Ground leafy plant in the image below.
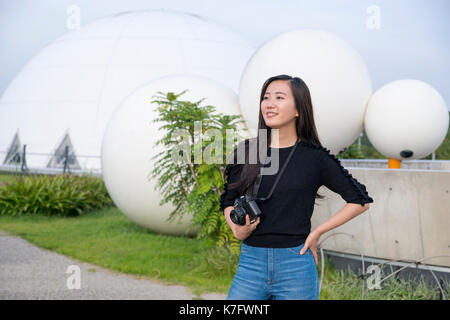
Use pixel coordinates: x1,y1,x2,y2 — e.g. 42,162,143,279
0,173,114,216
149,90,247,251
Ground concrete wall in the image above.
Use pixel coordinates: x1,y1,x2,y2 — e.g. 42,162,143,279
311,163,450,268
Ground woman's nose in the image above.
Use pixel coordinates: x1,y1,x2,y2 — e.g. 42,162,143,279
265,99,276,107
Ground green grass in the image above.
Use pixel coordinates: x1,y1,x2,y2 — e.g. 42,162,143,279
0,173,448,299
0,173,20,186
319,262,450,300
1,207,447,299
0,207,232,296
0,208,447,299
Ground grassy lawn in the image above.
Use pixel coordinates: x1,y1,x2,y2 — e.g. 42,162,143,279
1,207,447,299
0,173,21,186
0,207,231,296
0,172,448,299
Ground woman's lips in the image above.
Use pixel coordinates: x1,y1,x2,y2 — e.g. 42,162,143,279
266,112,278,118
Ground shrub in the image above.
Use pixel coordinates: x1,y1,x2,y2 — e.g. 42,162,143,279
150,90,247,252
0,173,114,216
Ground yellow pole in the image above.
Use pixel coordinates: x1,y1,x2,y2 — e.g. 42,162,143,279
388,158,401,168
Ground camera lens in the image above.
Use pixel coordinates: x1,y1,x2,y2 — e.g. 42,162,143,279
230,209,246,225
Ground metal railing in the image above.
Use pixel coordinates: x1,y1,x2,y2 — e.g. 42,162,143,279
0,145,101,176
317,232,450,300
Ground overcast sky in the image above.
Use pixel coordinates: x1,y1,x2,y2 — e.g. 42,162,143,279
0,0,449,108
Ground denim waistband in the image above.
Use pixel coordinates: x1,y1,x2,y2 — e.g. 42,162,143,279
244,233,307,248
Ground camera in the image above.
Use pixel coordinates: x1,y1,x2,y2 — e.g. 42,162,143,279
230,195,262,225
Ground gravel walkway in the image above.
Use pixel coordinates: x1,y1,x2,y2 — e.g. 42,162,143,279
0,231,226,300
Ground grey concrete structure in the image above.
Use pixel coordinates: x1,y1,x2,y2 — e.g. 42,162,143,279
311,164,450,269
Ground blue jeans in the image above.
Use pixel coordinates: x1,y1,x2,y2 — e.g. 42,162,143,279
227,242,319,300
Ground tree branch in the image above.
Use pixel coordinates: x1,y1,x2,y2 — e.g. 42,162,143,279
185,151,200,187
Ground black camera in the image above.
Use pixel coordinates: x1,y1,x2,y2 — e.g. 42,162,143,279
230,195,262,225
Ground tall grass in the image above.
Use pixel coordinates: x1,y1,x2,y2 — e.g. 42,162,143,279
0,173,113,216
320,265,450,300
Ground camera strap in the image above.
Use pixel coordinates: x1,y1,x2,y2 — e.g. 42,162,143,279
251,138,301,201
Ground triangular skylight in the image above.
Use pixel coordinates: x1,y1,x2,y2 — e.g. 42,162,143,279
47,133,80,169
2,131,22,165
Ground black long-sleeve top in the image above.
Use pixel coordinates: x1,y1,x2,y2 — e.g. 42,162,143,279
219,140,374,248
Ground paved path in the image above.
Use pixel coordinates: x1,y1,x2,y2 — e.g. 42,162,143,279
0,231,226,300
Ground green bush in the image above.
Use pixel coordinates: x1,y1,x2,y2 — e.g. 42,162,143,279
150,90,247,252
0,173,114,216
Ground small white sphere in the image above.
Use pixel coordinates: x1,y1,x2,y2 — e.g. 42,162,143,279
239,29,372,154
365,79,448,159
101,75,245,235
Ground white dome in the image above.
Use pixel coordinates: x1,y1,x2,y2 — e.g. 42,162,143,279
0,9,255,171
239,29,372,154
101,74,244,235
365,79,448,160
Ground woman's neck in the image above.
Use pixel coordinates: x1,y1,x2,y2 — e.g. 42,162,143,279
269,128,298,148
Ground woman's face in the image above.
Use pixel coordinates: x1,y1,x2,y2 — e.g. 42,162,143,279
261,80,299,129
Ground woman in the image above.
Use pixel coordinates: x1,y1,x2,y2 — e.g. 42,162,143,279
220,74,374,300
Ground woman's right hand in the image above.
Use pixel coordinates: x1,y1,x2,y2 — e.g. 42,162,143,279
233,214,260,240
224,207,260,240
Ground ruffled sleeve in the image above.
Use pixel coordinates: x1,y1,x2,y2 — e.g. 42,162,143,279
315,144,374,207
219,163,243,213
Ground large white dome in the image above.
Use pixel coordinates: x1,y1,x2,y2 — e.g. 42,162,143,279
0,9,255,172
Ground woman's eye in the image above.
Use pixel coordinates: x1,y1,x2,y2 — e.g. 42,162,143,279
263,96,284,99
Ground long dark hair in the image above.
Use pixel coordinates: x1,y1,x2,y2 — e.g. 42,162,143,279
227,74,325,202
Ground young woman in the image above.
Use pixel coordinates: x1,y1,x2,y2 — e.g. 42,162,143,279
220,74,374,300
